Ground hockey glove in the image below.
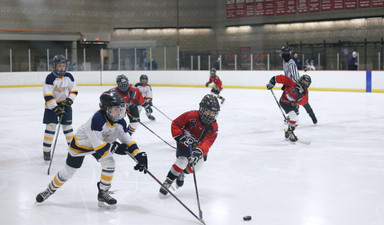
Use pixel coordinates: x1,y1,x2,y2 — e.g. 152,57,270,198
205,82,210,87
110,141,128,155
178,134,197,147
266,83,275,90
134,152,148,173
188,148,203,166
52,106,65,115
61,98,73,107
266,76,276,90
142,101,153,114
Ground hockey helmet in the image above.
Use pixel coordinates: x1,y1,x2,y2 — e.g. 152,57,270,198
210,68,217,76
281,46,292,62
116,74,129,93
52,55,68,77
199,94,220,125
298,74,311,90
99,90,126,122
140,74,148,84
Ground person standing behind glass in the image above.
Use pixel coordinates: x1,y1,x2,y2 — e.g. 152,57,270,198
348,51,359,70
293,52,302,70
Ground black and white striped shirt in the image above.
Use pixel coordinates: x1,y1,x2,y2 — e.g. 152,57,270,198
283,59,300,82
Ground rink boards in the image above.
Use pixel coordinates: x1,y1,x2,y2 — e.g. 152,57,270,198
0,70,383,93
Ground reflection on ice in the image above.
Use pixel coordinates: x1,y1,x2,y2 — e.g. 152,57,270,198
0,86,383,225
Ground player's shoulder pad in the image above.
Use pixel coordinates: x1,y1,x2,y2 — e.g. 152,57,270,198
129,84,139,91
116,118,128,129
186,110,198,114
91,111,107,131
45,73,56,85
135,83,141,87
183,110,199,118
64,73,75,82
209,122,218,132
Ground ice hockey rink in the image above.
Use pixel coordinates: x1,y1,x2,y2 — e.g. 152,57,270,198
0,86,383,225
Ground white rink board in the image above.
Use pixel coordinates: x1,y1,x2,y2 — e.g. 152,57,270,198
0,70,383,91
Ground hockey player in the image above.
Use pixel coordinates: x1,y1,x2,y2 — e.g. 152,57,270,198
159,94,220,196
266,74,312,142
36,90,148,209
42,55,78,162
135,74,155,121
281,46,317,124
205,68,225,104
112,74,152,134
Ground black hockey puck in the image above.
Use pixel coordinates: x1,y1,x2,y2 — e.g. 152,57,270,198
243,216,252,221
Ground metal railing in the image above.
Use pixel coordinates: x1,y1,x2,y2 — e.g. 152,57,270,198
1,44,383,72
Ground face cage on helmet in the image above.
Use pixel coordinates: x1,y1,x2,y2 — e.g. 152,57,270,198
106,105,126,122
118,81,129,92
300,79,310,89
54,62,67,77
199,107,219,124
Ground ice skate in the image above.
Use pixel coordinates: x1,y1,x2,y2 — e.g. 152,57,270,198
284,130,289,139
36,187,55,203
43,151,51,162
147,114,156,121
176,172,185,188
159,178,173,196
285,128,298,143
97,182,117,209
310,113,317,124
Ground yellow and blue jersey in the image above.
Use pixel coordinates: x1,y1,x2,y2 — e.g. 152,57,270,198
69,111,139,158
43,72,78,109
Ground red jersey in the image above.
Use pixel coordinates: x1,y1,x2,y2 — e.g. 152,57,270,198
208,75,223,91
275,75,309,106
112,85,146,113
171,110,218,156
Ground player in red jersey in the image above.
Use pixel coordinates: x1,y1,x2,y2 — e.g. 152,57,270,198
111,74,152,134
281,46,317,124
205,68,225,104
267,74,312,142
159,94,220,196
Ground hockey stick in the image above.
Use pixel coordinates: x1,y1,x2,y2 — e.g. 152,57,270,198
189,145,204,220
47,115,63,175
270,89,288,123
127,112,176,150
152,105,173,122
126,153,206,225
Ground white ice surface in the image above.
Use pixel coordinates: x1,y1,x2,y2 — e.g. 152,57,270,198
0,86,384,225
